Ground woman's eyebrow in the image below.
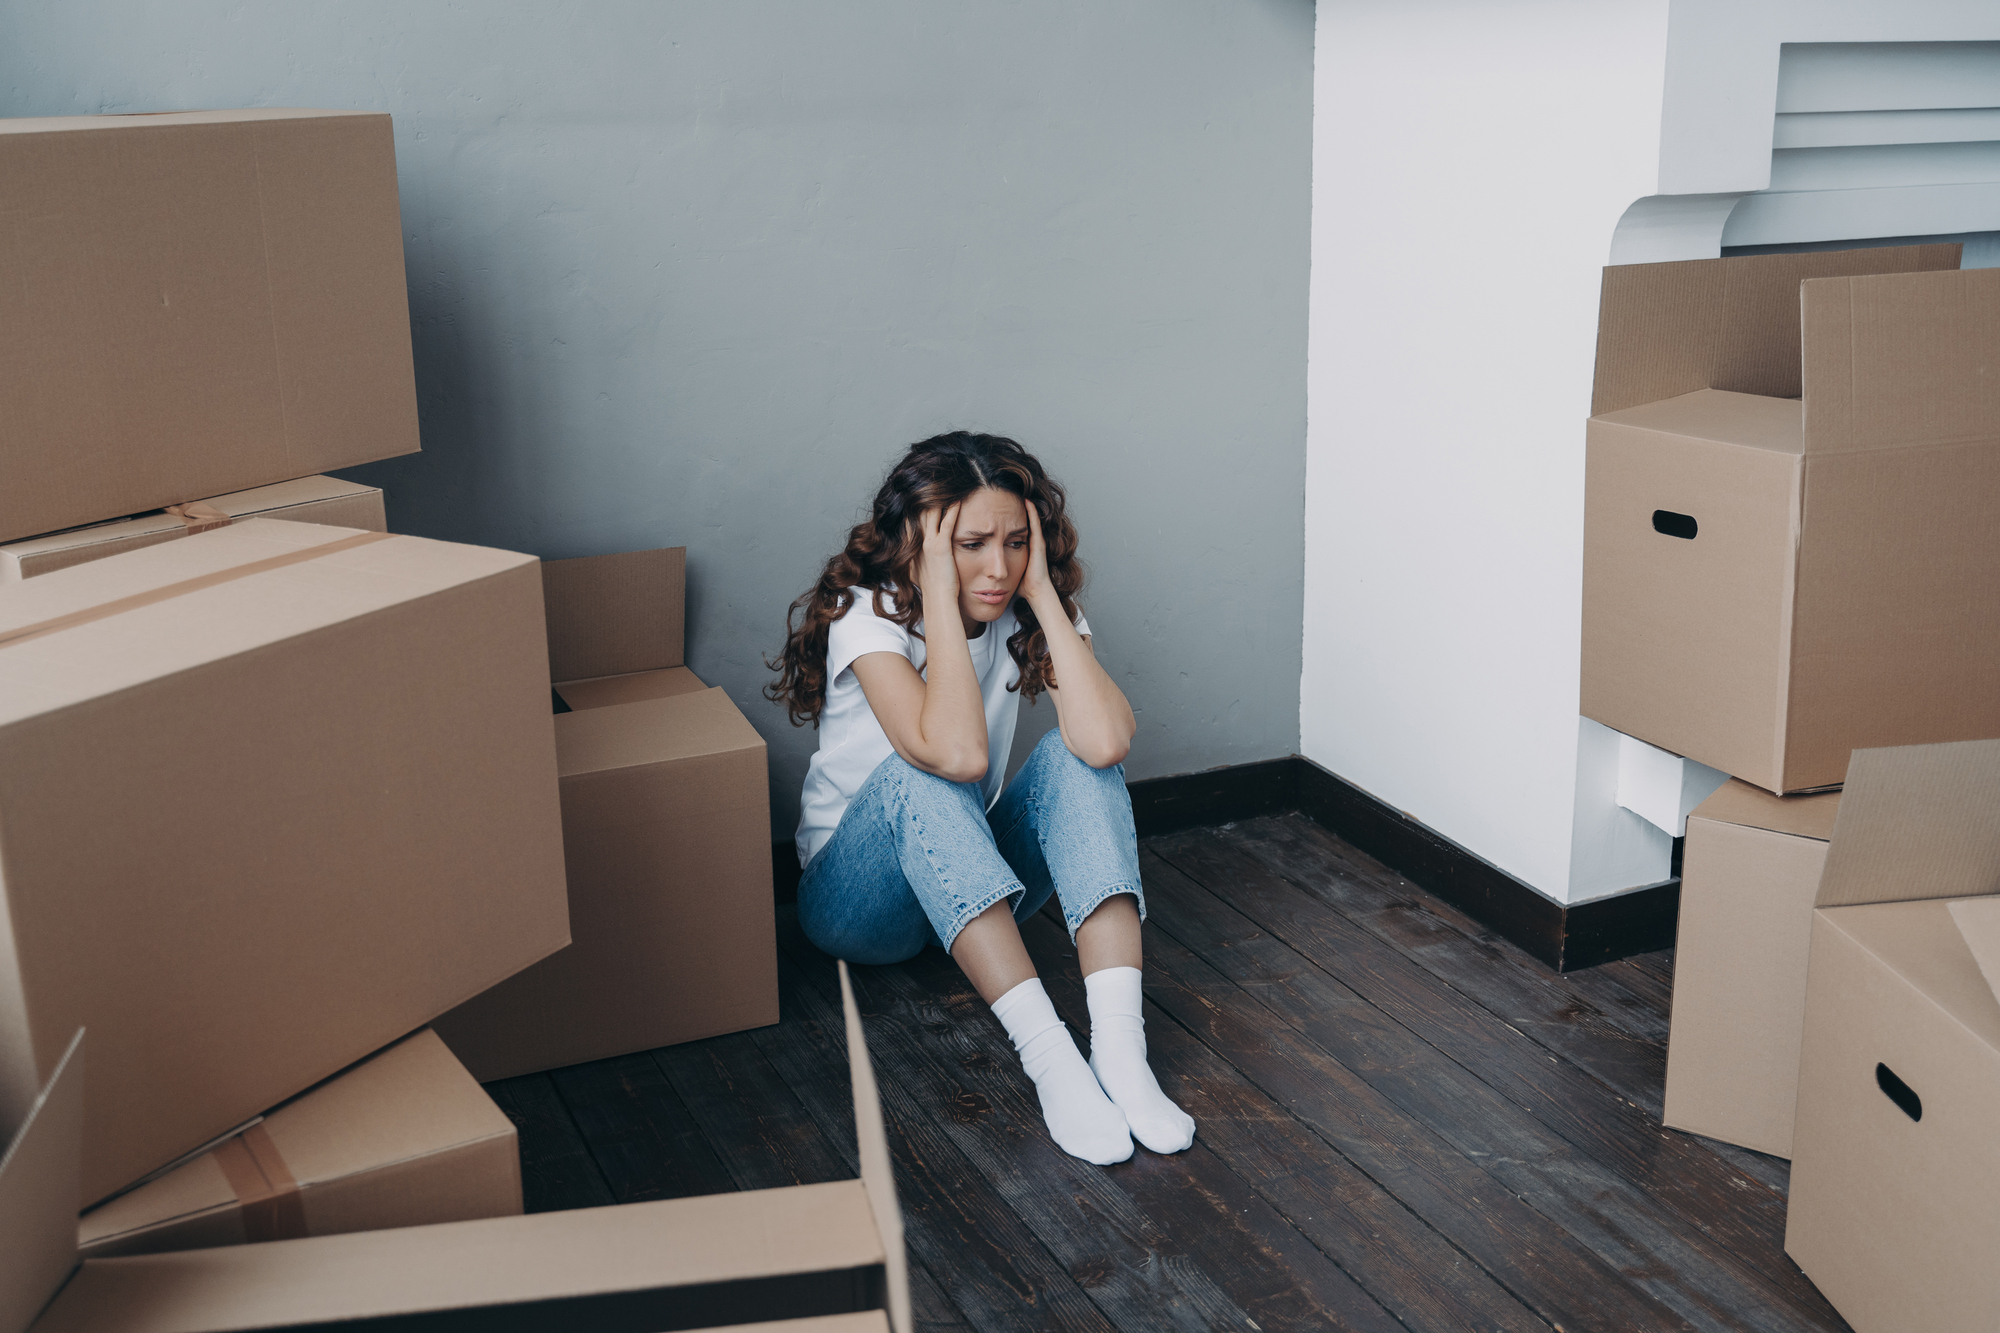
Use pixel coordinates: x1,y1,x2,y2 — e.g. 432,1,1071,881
957,526,996,539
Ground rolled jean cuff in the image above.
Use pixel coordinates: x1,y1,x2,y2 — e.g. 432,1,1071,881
1062,882,1145,942
937,877,1028,954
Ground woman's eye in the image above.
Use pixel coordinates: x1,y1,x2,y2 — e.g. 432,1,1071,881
1008,539,1027,549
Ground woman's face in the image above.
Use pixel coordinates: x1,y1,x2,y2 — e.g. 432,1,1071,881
950,486,1031,627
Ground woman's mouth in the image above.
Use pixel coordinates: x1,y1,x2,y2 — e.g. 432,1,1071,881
972,589,1009,604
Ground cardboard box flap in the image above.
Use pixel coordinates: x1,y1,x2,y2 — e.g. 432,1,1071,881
1593,388,1804,453
840,961,910,1333
1816,740,2000,908
2,477,378,565
0,1032,83,1333
543,547,685,682
0,108,379,136
1691,779,1841,842
1591,244,1961,417
553,664,708,712
1800,267,2000,454
555,685,764,779
1948,898,2000,1011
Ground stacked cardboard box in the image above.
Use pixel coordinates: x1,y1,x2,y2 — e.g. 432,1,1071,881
1582,244,2000,1327
0,106,902,1333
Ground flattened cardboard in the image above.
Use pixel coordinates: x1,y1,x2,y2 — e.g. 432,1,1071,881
79,1030,519,1258
0,477,386,584
1784,739,2000,1332
0,110,419,543
433,685,777,1079
1582,248,2000,792
1661,781,1841,1157
0,519,568,1204
542,546,685,681
4,969,908,1333
553,664,708,711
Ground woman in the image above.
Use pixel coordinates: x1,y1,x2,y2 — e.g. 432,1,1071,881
768,431,1195,1165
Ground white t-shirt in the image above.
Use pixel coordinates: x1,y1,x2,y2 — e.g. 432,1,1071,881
795,587,1089,866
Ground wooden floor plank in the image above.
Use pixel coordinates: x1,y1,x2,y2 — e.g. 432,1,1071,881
761,940,1118,1333
1025,900,1693,1333
482,1071,615,1213
1227,815,1672,1111
778,917,1315,1333
1021,909,1635,1333
546,1051,736,1203
655,1028,852,1190
1143,836,1847,1333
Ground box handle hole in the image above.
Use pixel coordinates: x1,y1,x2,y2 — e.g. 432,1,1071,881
1652,509,1698,539
1876,1063,1922,1122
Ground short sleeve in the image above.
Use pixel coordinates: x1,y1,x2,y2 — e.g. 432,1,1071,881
827,590,915,687
1074,610,1092,639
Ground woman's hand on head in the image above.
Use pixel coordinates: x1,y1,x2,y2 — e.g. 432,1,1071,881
913,502,962,608
1018,499,1057,611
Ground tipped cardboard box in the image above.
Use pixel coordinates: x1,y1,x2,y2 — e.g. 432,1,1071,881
0,109,419,544
1785,739,2000,1333
1,477,386,584
5,963,908,1333
79,1030,519,1259
1581,243,2000,794
433,547,778,1079
1662,780,1841,1158
0,519,568,1205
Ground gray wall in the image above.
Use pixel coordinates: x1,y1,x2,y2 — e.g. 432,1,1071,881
1,2,1312,839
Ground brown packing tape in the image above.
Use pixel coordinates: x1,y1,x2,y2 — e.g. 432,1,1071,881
164,501,234,535
210,1125,308,1243
0,529,396,652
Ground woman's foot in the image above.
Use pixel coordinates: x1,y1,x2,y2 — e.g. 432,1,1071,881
1084,966,1196,1153
991,977,1133,1165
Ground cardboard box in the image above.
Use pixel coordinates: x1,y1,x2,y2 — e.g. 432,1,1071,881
3,962,909,1333
1,477,386,585
78,1030,519,1259
1661,780,1841,1158
0,519,569,1205
1581,243,2000,793
433,547,779,1079
0,109,419,544
1785,739,2000,1333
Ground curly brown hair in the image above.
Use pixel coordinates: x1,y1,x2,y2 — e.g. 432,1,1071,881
766,431,1084,727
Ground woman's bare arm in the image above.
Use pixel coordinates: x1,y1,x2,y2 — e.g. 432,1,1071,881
1021,504,1136,768
851,502,990,783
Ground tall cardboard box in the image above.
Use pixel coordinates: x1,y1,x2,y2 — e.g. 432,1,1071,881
3,962,909,1333
1785,739,2000,1333
0,109,419,543
1581,244,2000,793
0,477,386,584
79,1030,519,1259
1661,781,1840,1158
0,519,569,1205
434,547,779,1079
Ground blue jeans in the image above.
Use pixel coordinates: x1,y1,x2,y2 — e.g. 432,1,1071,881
798,729,1145,963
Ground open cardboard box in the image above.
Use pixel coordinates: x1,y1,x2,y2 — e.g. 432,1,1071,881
0,519,569,1205
1,477,386,585
1784,739,2000,1332
1662,780,1840,1158
1,963,908,1333
80,1030,519,1260
1581,243,2000,794
0,110,419,544
434,547,779,1080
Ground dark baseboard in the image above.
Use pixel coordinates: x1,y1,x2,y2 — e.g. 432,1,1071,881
772,753,1678,971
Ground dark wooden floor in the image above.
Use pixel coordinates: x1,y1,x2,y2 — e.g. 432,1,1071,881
486,813,1851,1333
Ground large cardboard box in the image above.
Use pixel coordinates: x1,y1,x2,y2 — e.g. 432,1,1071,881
0,519,569,1205
1661,780,1840,1158
1,477,386,584
2,963,909,1333
1581,243,2000,793
433,547,779,1079
1785,739,2000,1333
0,109,419,544
79,1030,519,1259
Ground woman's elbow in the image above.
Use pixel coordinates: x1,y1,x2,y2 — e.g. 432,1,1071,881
1074,737,1130,770
936,750,988,785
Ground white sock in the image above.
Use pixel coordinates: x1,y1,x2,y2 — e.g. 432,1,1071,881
990,978,1133,1166
1084,967,1196,1154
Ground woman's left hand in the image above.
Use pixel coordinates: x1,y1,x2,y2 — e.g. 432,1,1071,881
1019,499,1058,610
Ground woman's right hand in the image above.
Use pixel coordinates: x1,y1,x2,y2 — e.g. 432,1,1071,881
913,502,962,609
